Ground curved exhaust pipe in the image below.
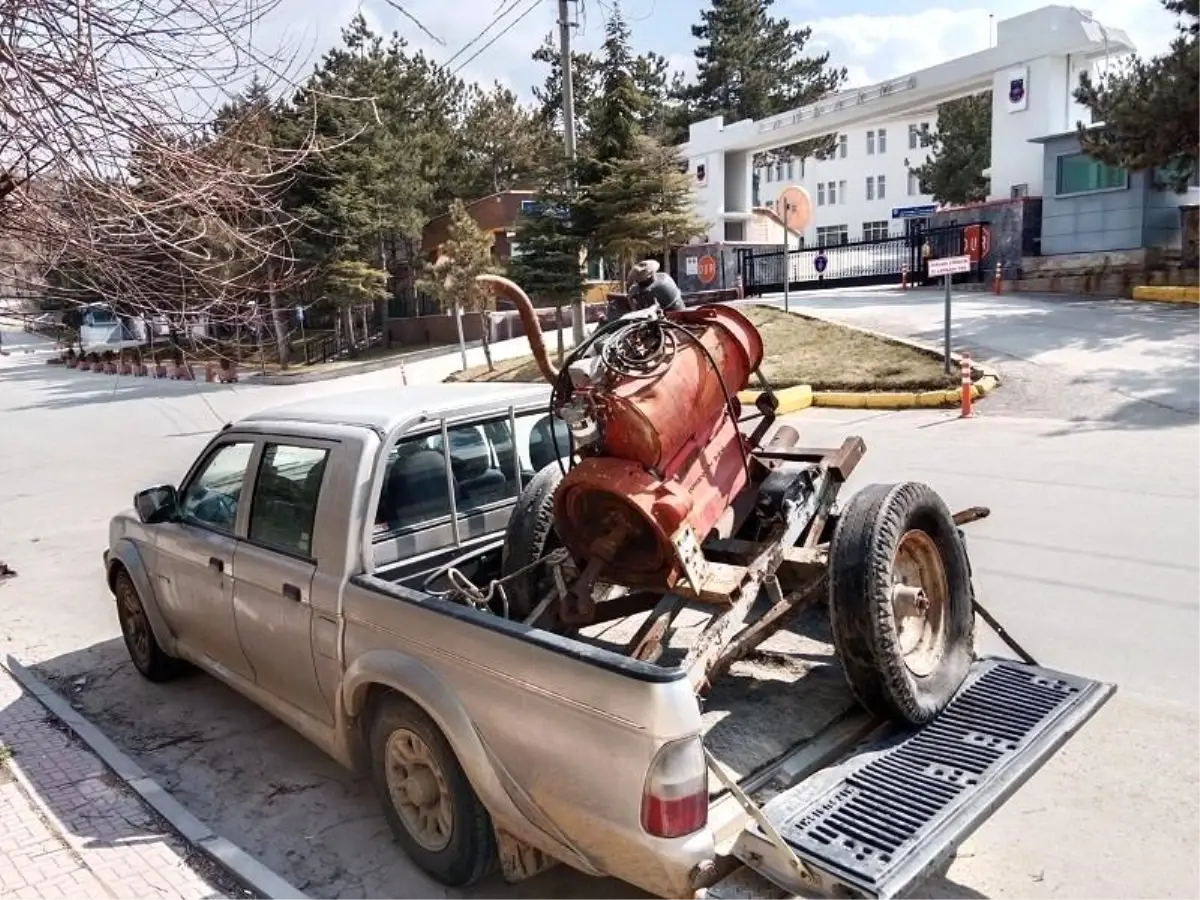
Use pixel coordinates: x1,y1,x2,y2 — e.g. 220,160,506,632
475,273,560,384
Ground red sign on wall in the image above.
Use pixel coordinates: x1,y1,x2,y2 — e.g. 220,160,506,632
697,255,718,285
963,224,992,263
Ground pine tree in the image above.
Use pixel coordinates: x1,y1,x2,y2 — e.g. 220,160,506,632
506,166,587,363
588,135,710,275
587,4,645,168
907,91,992,206
1074,0,1199,190
416,200,497,370
680,0,846,160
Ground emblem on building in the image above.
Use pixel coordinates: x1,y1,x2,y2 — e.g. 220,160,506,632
1008,77,1026,104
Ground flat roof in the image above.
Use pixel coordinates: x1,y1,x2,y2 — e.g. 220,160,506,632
240,382,552,435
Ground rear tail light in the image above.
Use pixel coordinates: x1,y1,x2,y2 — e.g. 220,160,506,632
641,736,708,839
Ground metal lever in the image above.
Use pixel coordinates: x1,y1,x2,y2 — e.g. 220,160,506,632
282,583,302,602
208,557,224,574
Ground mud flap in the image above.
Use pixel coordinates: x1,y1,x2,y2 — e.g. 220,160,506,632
725,658,1115,899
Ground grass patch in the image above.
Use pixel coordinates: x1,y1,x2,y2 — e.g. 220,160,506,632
445,305,955,392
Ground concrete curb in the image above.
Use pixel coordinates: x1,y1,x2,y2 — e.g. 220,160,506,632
737,306,1002,411
1,652,308,900
1131,285,1199,304
736,384,813,413
257,340,478,385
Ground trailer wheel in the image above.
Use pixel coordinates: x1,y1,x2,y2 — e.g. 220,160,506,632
829,482,975,725
502,463,574,628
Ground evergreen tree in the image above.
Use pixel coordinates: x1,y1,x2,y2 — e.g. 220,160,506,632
456,83,554,197
586,4,645,167
416,199,497,370
907,91,992,206
680,0,846,160
506,166,586,363
1074,0,1199,190
531,35,602,139
588,135,710,274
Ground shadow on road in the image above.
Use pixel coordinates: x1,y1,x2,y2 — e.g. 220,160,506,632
0,360,250,413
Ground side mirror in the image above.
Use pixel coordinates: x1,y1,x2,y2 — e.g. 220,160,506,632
134,485,179,524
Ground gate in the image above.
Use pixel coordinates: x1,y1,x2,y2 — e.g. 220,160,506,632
737,225,972,295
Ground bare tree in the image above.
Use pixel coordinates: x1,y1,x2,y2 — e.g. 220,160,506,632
0,0,375,361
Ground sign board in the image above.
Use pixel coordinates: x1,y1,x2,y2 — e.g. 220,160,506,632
692,155,710,188
685,256,699,276
891,205,937,219
697,255,718,284
962,224,992,263
1006,66,1029,113
927,255,973,277
813,254,829,274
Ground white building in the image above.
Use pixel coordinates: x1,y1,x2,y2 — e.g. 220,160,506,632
680,5,1134,248
754,115,941,247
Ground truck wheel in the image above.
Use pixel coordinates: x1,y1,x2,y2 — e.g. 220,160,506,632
113,570,185,682
502,463,575,627
828,482,975,725
369,694,496,887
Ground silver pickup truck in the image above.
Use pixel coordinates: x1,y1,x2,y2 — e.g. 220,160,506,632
104,382,1114,899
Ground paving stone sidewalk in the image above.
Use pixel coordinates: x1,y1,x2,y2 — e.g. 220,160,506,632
0,665,235,899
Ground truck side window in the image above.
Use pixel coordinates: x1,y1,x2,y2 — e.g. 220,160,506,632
179,441,255,533
248,444,329,558
377,438,456,533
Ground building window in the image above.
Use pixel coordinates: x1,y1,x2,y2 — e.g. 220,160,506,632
907,172,919,196
763,166,772,183
838,134,848,158
866,130,875,155
1011,183,1030,198
816,225,849,247
800,158,806,178
908,125,919,149
520,199,537,214
828,181,837,204
878,128,887,153
877,174,887,200
775,161,784,181
838,180,846,204
1056,152,1128,195
786,158,794,180
817,182,825,206
862,220,891,241
866,176,874,201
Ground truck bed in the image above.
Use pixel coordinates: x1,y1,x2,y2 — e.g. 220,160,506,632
578,598,856,799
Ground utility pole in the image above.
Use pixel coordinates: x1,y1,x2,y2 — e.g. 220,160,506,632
558,0,585,345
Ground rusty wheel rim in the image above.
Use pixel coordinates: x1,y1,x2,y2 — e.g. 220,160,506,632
890,529,949,678
384,728,453,852
116,580,151,668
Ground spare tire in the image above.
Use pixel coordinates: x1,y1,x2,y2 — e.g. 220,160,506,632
501,463,574,628
829,482,975,725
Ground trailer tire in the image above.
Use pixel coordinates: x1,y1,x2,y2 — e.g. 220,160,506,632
501,463,572,627
829,482,975,725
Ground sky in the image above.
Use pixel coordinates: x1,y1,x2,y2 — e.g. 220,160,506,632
254,0,1182,107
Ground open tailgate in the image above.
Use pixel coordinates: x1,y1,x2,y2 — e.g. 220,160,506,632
708,657,1115,900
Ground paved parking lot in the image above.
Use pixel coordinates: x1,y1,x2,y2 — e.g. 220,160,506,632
0,292,1196,899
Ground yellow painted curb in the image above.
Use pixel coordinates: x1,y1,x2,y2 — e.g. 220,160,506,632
1131,285,1199,304
738,384,813,414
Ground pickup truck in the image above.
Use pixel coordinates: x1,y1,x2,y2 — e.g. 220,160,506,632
104,381,1114,899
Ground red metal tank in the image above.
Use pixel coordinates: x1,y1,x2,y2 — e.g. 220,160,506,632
597,305,763,473
553,304,764,591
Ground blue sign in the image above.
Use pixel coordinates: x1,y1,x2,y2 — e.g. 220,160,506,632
814,254,829,274
891,205,937,219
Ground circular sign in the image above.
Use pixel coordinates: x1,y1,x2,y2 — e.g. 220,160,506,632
777,186,814,232
814,254,829,274
963,224,992,263
697,255,718,285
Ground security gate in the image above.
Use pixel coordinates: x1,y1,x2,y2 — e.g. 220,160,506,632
737,225,972,295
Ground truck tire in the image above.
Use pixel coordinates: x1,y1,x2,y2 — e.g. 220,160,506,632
828,482,975,725
501,463,570,626
113,570,186,682
369,693,496,887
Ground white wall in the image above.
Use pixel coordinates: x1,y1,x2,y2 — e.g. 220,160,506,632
755,111,940,245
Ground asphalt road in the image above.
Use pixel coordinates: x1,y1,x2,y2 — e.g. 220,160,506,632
0,294,1196,899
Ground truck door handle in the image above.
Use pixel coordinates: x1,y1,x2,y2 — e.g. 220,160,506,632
282,583,302,602
208,557,224,574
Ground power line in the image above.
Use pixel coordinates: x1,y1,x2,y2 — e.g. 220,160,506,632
382,0,446,45
451,0,544,76
444,0,527,69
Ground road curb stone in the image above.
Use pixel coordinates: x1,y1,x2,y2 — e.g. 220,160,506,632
1,651,308,900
